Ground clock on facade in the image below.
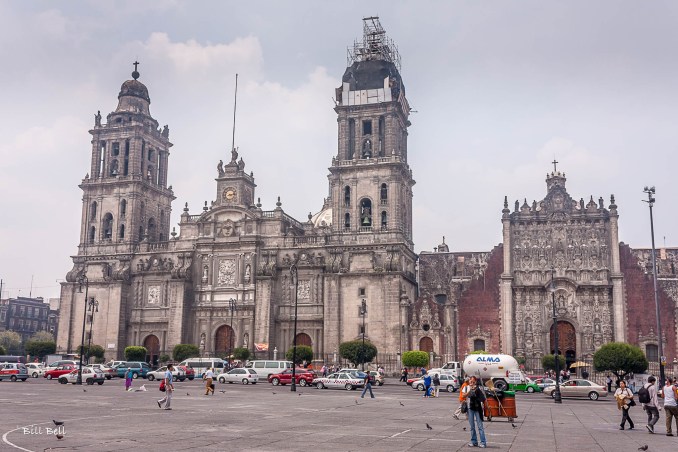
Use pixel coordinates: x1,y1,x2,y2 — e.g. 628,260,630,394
223,188,236,202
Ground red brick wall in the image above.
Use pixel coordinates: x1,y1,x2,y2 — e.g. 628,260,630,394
458,245,503,356
620,243,676,359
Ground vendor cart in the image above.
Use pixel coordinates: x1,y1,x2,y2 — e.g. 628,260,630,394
483,389,517,422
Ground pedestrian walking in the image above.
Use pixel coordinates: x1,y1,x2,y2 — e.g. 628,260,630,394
423,371,432,398
124,367,133,391
432,373,441,398
662,377,678,436
360,372,374,399
203,367,215,395
321,365,327,377
400,367,408,383
606,375,612,393
640,376,660,433
614,380,635,430
463,376,487,448
454,377,470,419
157,364,175,410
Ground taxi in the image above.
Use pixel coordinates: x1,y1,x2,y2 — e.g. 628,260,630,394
0,363,29,381
312,372,365,390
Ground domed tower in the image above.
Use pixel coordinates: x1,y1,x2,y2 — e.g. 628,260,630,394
79,62,175,249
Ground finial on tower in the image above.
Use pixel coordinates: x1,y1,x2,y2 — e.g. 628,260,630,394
132,61,140,80
552,158,558,173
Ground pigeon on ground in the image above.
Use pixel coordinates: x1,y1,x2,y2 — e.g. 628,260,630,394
52,420,64,426
298,393,302,396
56,434,64,440
426,423,433,430
638,446,649,451
399,401,404,406
271,391,276,395
463,427,467,431
220,390,226,394
355,399,359,405
82,389,87,392
186,393,190,396
512,423,517,428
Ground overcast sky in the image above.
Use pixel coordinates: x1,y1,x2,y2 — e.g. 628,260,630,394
1,0,677,300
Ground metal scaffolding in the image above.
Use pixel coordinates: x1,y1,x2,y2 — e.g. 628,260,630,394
347,16,401,71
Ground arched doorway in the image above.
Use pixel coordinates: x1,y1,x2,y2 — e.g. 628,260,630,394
215,325,235,358
550,321,576,367
143,334,160,366
419,336,434,353
295,333,312,347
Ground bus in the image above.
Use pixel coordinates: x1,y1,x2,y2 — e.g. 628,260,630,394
178,358,226,378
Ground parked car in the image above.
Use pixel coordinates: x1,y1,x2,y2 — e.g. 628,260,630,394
175,365,195,381
44,364,78,380
26,363,45,378
88,364,115,380
410,374,459,392
115,362,151,379
543,379,608,400
368,371,385,386
58,367,105,385
339,369,375,384
313,372,365,390
0,363,29,381
217,368,259,384
268,368,316,387
146,366,186,382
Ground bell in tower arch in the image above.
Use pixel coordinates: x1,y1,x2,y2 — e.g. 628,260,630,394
360,199,372,227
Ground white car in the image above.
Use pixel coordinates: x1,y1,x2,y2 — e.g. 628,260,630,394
217,368,259,384
58,366,105,385
26,363,45,378
145,366,186,382
312,372,365,390
411,374,460,392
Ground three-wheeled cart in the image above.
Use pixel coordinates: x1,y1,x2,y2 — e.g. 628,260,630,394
483,389,517,422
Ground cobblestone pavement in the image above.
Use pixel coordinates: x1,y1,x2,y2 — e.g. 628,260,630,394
1,378,676,451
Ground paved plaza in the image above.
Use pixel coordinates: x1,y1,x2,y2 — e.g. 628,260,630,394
1,378,677,451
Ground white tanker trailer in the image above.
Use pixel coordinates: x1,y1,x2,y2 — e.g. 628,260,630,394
462,354,522,391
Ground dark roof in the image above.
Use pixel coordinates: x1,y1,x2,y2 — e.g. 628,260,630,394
342,59,403,92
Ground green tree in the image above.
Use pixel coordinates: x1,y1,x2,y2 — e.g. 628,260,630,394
286,345,313,365
0,345,6,355
0,331,22,354
401,350,429,368
231,347,251,362
124,346,147,362
172,344,200,362
78,344,105,359
593,342,649,380
159,354,171,364
339,340,378,367
542,354,566,372
29,331,55,342
25,340,56,360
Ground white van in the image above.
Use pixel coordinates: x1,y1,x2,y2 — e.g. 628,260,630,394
179,358,226,378
245,360,293,378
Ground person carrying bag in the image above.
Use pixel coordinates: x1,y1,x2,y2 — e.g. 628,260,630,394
614,380,635,430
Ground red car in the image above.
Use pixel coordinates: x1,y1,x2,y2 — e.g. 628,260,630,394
175,365,195,381
44,364,78,380
268,368,316,387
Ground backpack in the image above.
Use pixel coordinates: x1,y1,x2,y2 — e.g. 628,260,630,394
637,385,650,404
159,379,166,392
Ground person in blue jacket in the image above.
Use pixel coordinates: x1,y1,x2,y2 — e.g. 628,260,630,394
423,371,432,398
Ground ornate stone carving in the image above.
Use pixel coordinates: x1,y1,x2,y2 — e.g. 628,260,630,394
148,285,160,305
217,259,236,285
297,280,311,301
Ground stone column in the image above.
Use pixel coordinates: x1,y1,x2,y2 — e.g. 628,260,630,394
608,204,626,342
500,208,514,354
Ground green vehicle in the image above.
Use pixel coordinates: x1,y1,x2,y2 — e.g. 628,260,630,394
508,376,542,393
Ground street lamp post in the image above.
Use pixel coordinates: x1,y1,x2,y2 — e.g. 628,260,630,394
644,186,665,387
290,264,299,392
76,274,89,385
360,299,367,371
85,298,99,365
228,298,237,364
550,266,562,403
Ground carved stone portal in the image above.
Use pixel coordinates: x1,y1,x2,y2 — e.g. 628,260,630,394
218,259,236,285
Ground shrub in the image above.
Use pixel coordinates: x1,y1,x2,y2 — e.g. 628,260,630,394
339,340,378,367
542,354,566,371
79,344,105,359
25,340,56,360
232,347,251,361
124,346,147,362
0,345,6,355
173,344,200,362
159,354,171,364
401,350,429,368
593,342,649,380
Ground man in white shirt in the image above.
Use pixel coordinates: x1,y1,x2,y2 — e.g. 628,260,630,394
643,376,660,433
663,376,678,436
204,367,215,396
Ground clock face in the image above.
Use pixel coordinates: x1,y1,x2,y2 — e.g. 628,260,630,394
223,188,236,202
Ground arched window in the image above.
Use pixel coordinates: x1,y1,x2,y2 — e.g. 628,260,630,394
123,140,130,176
473,339,486,352
138,225,144,242
360,198,372,227
109,159,119,176
147,218,156,242
348,119,355,159
119,224,125,239
380,183,388,204
378,116,385,157
381,211,387,229
344,213,351,230
344,186,351,207
89,226,96,244
120,199,127,217
148,149,154,161
646,344,658,362
103,213,114,239
90,201,97,219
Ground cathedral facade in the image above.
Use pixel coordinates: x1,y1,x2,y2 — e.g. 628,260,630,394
57,18,678,369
